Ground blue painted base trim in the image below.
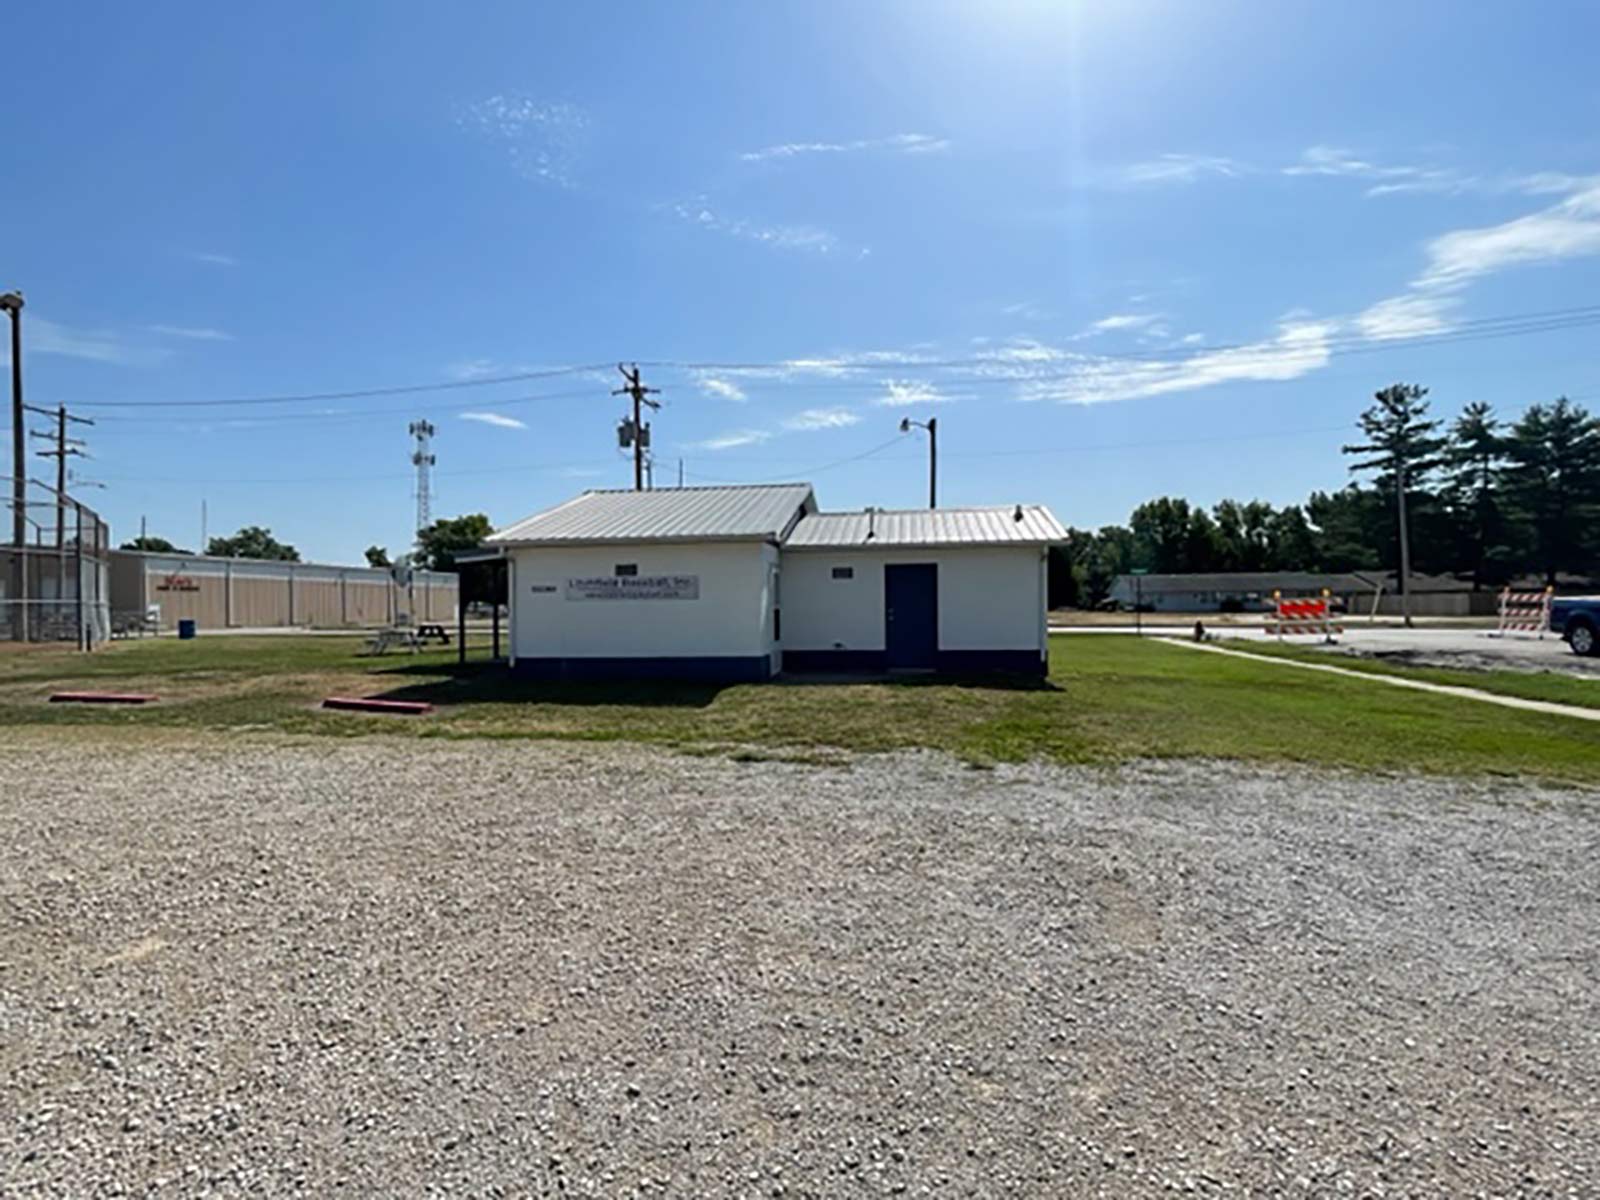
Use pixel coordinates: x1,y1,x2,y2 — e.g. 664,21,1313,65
784,648,1046,677
783,649,887,674
937,649,1047,676
510,655,772,682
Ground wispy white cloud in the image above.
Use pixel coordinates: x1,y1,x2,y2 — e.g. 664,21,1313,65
1354,292,1457,340
148,324,234,342
690,429,772,451
1116,154,1242,185
460,95,588,188
1021,318,1336,406
783,407,861,431
183,251,237,267
984,339,1069,365
459,411,527,430
1352,179,1600,337
1507,171,1599,197
1083,312,1164,336
1283,145,1468,197
1179,332,1205,345
877,379,953,407
672,199,840,254
740,132,949,163
0,317,169,367
1001,300,1051,321
448,358,508,381
696,375,747,402
1416,182,1600,288
1109,146,1594,204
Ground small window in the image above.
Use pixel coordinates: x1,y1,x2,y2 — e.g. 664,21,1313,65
614,563,638,577
831,566,854,580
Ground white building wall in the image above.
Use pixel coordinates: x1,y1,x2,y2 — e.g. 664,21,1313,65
509,541,777,662
781,546,1046,652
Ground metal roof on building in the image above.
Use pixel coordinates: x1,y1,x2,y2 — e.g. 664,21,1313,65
785,505,1067,549
487,484,816,546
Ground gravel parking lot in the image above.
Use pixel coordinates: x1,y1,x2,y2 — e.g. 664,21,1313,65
3,736,1597,1196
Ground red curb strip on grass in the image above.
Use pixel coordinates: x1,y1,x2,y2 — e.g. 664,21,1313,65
321,696,433,716
48,691,158,705
1170,638,1600,724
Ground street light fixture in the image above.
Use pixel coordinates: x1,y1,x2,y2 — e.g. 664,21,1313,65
898,415,937,509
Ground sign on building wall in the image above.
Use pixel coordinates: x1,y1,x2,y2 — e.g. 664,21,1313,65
564,575,700,601
156,573,200,592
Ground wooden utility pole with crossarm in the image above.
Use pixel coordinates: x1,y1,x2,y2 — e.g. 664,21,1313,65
613,363,660,491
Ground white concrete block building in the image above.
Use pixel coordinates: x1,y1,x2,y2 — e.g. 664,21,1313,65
485,484,1066,681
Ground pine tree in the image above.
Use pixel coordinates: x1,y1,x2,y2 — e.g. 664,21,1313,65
1441,402,1507,589
1502,397,1600,584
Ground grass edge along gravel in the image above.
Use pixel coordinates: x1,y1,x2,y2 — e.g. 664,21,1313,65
1222,635,1600,711
3,634,1600,784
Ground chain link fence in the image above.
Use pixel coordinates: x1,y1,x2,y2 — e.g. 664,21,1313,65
3,477,111,648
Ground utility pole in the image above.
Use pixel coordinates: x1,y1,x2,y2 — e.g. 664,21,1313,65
612,364,659,491
1395,463,1412,628
899,416,938,508
1343,383,1442,632
2,290,24,641
29,403,92,549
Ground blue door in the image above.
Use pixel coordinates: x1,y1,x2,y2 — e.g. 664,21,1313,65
885,563,938,670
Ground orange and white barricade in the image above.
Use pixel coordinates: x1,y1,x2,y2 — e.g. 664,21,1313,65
1264,588,1342,642
1491,586,1552,638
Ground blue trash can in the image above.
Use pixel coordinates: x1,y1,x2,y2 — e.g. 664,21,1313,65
177,618,197,640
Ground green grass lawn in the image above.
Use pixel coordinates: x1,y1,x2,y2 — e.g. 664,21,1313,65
1222,636,1600,710
3,633,1600,783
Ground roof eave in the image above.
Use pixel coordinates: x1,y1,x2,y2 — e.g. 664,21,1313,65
785,539,1061,551
489,533,783,549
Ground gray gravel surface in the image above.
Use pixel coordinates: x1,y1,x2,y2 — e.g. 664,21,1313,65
2,736,1598,1197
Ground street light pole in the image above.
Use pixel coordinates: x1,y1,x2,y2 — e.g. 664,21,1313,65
2,291,25,642
899,416,938,508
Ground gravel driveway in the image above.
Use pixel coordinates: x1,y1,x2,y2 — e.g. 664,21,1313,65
2,735,1597,1196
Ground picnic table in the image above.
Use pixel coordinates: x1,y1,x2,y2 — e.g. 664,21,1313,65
363,622,451,656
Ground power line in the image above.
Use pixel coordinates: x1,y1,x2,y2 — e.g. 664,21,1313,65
638,303,1600,374
87,385,605,427
683,433,910,486
69,363,613,410
57,302,1600,414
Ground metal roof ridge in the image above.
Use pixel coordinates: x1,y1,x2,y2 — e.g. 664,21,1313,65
805,503,1046,516
580,481,813,495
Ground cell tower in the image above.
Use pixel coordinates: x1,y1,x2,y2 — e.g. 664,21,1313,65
409,419,436,545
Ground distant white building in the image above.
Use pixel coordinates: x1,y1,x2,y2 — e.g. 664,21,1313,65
484,484,1067,680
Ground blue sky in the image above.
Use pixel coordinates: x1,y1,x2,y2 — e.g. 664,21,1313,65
6,1,1600,562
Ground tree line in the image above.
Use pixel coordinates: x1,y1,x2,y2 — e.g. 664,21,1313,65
1052,386,1600,608
120,514,492,573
